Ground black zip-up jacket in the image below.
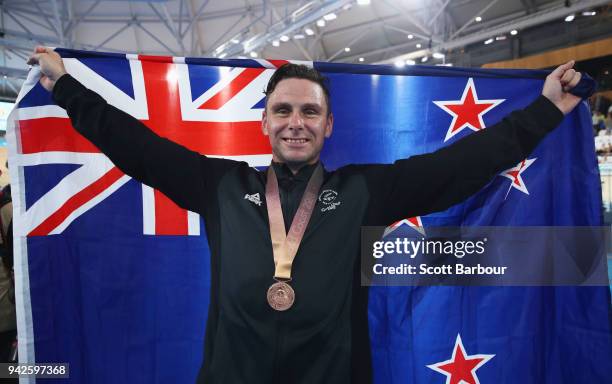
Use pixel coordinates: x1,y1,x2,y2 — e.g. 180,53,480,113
52,74,564,384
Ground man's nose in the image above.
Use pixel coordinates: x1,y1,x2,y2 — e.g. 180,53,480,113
288,111,304,129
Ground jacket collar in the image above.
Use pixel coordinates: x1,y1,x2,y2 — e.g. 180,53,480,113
271,161,321,182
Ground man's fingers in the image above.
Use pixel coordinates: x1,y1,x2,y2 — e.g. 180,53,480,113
560,68,576,85
550,60,575,79
26,53,42,66
562,71,582,92
568,71,581,88
29,46,54,64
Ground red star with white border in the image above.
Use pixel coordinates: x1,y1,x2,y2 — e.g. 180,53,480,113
427,334,495,384
433,78,505,142
501,158,536,197
384,216,424,237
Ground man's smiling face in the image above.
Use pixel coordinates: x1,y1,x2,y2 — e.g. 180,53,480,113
262,78,333,170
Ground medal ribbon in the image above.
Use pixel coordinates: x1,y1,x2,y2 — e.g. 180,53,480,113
266,163,323,281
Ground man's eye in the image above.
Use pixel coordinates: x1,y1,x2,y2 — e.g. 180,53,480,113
304,109,318,115
276,108,289,114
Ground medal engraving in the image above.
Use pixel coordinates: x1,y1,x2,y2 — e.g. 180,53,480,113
267,281,295,311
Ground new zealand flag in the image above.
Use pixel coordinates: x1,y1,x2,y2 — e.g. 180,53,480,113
7,49,611,383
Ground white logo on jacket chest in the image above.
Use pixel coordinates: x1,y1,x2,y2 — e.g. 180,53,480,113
244,193,262,206
319,189,341,212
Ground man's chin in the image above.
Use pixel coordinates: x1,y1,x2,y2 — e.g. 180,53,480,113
278,153,311,165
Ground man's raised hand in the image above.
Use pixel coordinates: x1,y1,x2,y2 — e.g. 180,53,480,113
27,46,67,92
542,60,582,115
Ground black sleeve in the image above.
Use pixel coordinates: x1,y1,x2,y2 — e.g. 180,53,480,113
363,95,565,225
52,74,235,214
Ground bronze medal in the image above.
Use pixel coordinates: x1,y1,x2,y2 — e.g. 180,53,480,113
265,164,324,312
267,281,295,311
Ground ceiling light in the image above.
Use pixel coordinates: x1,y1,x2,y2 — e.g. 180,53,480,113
218,53,227,59
495,35,506,41
231,39,240,44
407,34,414,39
484,38,494,45
215,44,226,54
280,35,290,42
272,40,280,47
394,60,405,68
475,16,482,22
294,34,305,40
291,3,315,21
564,14,575,22
416,43,422,48
343,3,353,10
405,59,416,65
305,28,315,36
421,56,428,63
344,47,351,52
317,19,326,27
359,57,364,62
242,36,257,51
582,11,596,16
323,13,337,21
510,29,518,35
432,52,445,59
249,51,258,58
357,0,371,5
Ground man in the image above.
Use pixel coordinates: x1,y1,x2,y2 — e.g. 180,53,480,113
28,46,581,383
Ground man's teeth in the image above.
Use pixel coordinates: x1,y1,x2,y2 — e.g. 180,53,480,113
285,138,307,144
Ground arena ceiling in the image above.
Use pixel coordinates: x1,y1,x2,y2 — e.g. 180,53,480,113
0,0,610,99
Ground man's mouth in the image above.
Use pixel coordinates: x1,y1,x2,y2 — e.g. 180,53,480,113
283,138,308,144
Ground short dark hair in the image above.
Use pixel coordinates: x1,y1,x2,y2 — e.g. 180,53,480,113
264,63,332,115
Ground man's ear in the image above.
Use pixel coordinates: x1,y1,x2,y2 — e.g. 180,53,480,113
262,109,269,136
324,113,334,138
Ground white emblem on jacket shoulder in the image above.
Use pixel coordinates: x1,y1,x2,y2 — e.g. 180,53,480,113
319,189,341,212
244,193,262,206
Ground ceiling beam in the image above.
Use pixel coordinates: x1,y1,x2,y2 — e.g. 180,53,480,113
92,23,132,52
0,65,28,79
427,0,453,28
50,0,65,46
64,0,102,36
292,39,313,61
380,0,431,36
450,0,501,39
186,0,205,55
3,10,41,43
181,0,211,39
136,22,178,55
328,27,371,61
149,2,186,54
4,0,300,24
377,0,612,65
27,0,61,39
6,8,53,32
217,0,353,57
205,13,248,56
